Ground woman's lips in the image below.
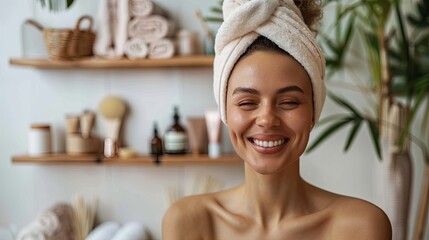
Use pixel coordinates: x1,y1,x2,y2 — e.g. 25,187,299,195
252,138,285,148
248,135,289,154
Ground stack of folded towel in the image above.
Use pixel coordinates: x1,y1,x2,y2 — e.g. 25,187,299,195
94,0,176,59
16,203,75,240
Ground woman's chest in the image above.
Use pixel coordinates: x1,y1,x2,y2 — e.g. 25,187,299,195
209,211,332,240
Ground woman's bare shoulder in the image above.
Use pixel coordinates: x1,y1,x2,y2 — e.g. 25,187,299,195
162,193,217,240
329,196,392,240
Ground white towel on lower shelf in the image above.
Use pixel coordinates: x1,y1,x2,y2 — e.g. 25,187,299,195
86,222,121,240
148,38,175,59
111,222,146,240
125,38,149,59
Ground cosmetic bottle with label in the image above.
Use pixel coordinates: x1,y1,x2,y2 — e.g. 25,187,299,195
164,106,188,154
150,122,163,156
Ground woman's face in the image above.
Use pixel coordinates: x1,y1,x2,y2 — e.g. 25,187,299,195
226,50,314,175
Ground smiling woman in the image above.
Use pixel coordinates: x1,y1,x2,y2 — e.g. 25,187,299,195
162,0,392,239
226,49,313,175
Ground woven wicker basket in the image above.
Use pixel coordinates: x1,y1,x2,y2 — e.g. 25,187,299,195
26,16,96,60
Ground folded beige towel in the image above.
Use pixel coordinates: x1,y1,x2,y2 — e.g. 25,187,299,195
213,0,326,124
148,38,175,59
125,38,149,59
35,211,60,236
129,0,165,17
51,203,75,239
128,15,175,43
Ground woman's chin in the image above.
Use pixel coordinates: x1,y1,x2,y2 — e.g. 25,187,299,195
245,157,293,175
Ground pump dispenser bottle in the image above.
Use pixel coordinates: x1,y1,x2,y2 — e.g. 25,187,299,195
164,106,188,154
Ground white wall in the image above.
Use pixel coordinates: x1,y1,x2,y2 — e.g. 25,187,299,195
0,0,427,239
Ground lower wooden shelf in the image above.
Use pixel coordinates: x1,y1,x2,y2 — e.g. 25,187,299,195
12,153,242,165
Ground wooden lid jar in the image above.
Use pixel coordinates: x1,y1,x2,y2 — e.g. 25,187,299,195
28,124,52,155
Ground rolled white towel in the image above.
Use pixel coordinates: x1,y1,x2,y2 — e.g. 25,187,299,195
86,222,121,240
111,222,146,240
114,0,130,57
34,211,60,236
148,38,175,59
16,223,46,240
128,15,175,43
94,0,114,57
124,38,149,59
129,0,165,17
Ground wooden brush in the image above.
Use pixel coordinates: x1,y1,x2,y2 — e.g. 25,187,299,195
98,96,127,143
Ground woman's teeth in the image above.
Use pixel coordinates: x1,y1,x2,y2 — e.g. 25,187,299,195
253,139,285,148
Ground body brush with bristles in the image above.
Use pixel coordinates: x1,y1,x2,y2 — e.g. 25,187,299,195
98,96,127,142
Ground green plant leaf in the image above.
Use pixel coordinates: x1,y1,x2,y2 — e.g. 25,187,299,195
407,0,429,28
210,6,223,14
203,17,224,23
318,15,355,72
329,93,362,117
423,99,429,131
344,118,363,151
362,30,381,89
316,114,350,126
409,74,429,124
366,119,382,160
38,0,46,7
322,0,340,7
337,2,364,21
306,117,355,153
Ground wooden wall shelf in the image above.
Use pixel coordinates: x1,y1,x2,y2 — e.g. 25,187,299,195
9,55,214,69
12,153,242,165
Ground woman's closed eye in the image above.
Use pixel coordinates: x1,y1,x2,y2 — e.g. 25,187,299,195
236,100,258,109
279,100,300,109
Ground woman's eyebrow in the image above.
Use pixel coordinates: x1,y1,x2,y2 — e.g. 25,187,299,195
232,85,304,96
232,87,259,95
276,85,304,94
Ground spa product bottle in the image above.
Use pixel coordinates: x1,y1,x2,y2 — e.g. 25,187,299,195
150,122,163,156
164,106,188,154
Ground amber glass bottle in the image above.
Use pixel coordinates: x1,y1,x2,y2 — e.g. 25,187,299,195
164,106,188,154
150,122,163,156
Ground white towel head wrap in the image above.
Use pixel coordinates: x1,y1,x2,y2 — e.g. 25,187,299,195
213,0,326,125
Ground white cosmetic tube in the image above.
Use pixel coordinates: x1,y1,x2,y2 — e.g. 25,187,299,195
205,110,222,158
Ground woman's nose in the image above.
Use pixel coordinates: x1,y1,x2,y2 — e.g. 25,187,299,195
255,104,280,128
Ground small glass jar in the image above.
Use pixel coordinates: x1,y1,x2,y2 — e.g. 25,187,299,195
176,30,199,56
28,124,52,155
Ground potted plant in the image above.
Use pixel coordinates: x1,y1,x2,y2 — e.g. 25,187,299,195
37,0,75,12
307,0,429,239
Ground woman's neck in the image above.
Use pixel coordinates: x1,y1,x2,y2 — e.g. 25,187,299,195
241,160,311,228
